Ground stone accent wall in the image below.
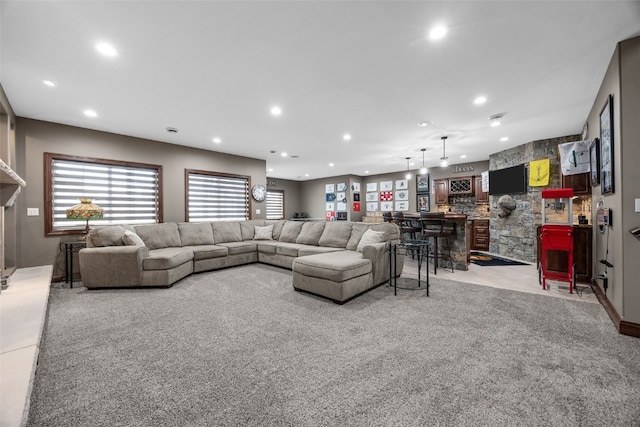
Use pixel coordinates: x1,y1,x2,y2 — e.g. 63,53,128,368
488,134,580,263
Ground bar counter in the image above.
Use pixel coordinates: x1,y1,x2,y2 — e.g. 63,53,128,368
404,213,469,271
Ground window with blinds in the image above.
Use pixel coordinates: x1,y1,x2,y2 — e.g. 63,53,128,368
45,153,162,235
186,170,249,222
266,190,285,220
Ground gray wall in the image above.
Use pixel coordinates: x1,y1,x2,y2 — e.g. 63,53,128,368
266,177,302,219
585,36,640,324
15,118,266,273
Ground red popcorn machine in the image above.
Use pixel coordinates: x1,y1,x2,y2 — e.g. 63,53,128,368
539,188,575,293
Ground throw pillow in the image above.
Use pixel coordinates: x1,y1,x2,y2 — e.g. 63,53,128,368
122,230,145,246
356,229,386,252
254,225,274,240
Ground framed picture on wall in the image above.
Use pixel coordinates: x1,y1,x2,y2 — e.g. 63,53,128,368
589,138,600,186
599,94,614,194
417,193,430,212
416,174,429,192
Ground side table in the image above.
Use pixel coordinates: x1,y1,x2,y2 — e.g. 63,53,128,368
388,239,430,296
59,241,86,288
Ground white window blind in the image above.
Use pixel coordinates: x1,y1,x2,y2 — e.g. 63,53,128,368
266,190,284,220
187,172,249,221
50,157,160,231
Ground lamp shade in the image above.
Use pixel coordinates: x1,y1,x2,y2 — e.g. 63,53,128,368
66,198,104,221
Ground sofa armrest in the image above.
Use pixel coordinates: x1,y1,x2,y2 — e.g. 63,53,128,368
361,241,403,286
79,246,149,288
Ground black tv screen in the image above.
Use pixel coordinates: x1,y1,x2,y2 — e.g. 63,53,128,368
489,164,528,195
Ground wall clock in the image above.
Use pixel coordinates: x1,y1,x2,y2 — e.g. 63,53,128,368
251,184,267,202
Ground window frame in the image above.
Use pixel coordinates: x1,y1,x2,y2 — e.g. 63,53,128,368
184,169,251,222
44,152,163,236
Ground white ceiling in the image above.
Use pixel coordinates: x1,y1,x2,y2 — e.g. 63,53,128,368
2,1,640,180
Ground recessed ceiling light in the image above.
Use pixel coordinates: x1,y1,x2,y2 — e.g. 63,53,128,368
460,154,467,159
84,109,97,118
95,42,118,57
329,163,335,167
490,113,504,127
473,96,487,105
42,80,56,87
212,137,222,144
343,134,352,141
270,106,282,116
428,24,448,40
268,168,274,172
364,170,370,174
305,174,309,177
281,152,288,157
500,137,509,142
417,121,433,127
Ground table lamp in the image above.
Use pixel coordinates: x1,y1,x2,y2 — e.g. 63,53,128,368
66,198,104,240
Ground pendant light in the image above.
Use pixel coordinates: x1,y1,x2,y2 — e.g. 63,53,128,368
440,136,448,167
419,148,427,175
405,157,412,180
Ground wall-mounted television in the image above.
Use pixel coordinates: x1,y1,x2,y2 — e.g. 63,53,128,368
489,164,528,195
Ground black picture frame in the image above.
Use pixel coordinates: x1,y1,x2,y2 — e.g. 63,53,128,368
589,138,600,186
416,173,430,193
599,95,614,194
416,193,430,212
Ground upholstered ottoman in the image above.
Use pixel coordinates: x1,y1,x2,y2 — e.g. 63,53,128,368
292,251,374,304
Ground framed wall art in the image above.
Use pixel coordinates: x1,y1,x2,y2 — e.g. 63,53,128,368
417,194,430,212
599,94,614,194
416,174,429,193
589,138,600,186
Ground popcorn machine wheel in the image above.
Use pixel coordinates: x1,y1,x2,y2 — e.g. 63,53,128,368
538,188,575,294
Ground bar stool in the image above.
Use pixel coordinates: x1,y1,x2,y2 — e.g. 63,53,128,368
392,211,421,259
419,212,455,274
392,211,421,242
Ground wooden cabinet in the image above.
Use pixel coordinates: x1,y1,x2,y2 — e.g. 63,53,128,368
562,172,591,195
434,179,448,205
474,175,489,204
471,219,490,251
536,225,592,283
448,176,474,195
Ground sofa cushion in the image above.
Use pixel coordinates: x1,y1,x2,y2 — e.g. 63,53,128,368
293,251,372,283
265,220,286,240
276,242,306,257
217,241,258,255
318,222,353,248
143,248,194,270
257,241,278,254
123,230,145,246
254,225,274,240
295,222,326,245
97,225,126,246
298,246,346,257
370,222,400,241
189,245,228,260
346,223,370,251
135,223,181,249
178,222,215,246
356,229,386,252
240,219,266,240
279,221,304,243
212,221,242,243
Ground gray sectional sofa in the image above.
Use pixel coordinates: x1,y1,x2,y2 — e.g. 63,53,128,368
79,219,403,303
